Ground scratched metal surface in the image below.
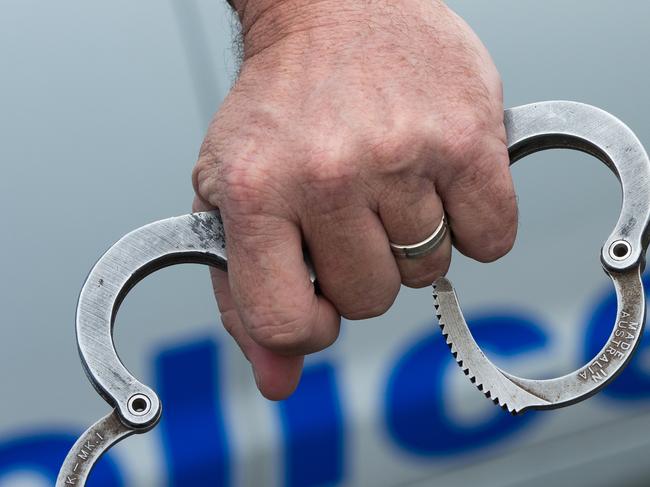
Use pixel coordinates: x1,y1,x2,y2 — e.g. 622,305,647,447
56,411,135,486
2,1,650,486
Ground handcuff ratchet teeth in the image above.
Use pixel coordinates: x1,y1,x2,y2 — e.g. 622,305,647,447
435,101,650,414
57,101,650,485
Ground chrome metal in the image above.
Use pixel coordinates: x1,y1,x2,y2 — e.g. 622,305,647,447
128,393,152,416
57,101,650,483
435,101,650,414
56,410,139,486
75,211,228,430
390,215,448,259
505,102,650,272
609,239,632,262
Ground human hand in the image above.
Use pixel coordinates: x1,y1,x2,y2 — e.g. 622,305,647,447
193,0,517,400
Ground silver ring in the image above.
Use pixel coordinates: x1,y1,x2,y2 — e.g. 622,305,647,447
390,215,448,259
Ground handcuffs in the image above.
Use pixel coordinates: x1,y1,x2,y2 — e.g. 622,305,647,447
57,101,650,485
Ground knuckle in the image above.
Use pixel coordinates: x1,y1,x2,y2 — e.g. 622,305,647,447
363,122,433,177
222,166,267,204
441,115,495,168
220,164,293,221
192,160,216,199
220,310,240,337
301,151,356,192
244,307,312,352
197,132,222,165
193,137,227,203
218,156,298,221
338,282,400,320
441,126,510,200
402,262,450,289
402,275,435,289
298,154,367,216
341,302,390,321
474,224,517,263
194,138,289,216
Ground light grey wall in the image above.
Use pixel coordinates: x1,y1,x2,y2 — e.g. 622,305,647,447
0,0,235,426
1,1,650,486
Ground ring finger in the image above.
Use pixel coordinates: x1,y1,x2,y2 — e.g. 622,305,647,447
379,178,451,288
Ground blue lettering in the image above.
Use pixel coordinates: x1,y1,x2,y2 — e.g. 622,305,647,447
385,314,545,456
278,362,344,487
155,338,230,485
0,432,122,485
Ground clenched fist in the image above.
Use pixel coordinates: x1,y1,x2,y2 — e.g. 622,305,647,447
193,0,517,399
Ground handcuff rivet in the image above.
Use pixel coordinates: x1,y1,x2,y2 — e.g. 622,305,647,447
128,394,151,416
609,240,632,261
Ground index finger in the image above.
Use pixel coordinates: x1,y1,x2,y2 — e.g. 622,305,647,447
223,211,341,355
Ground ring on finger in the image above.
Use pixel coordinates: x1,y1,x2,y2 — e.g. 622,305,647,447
389,215,448,259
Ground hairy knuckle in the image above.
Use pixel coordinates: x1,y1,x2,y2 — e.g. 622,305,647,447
224,168,287,219
443,137,509,203
219,157,299,222
193,137,231,204
197,133,221,165
442,115,494,166
360,122,432,177
223,166,265,203
301,150,356,190
195,137,290,215
193,160,217,197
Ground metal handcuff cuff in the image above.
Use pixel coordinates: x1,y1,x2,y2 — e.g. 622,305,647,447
57,101,650,485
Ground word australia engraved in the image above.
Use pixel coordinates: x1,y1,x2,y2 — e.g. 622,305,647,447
578,311,640,383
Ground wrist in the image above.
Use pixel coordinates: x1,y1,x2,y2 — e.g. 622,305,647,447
231,0,381,59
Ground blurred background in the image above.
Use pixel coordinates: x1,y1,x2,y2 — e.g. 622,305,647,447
1,1,650,485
